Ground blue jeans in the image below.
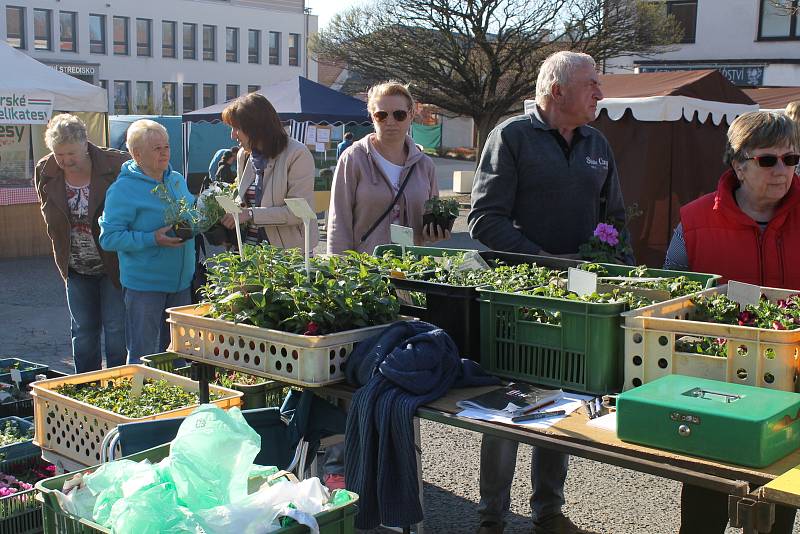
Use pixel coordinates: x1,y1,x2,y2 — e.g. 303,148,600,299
478,435,568,523
123,287,191,364
65,271,127,373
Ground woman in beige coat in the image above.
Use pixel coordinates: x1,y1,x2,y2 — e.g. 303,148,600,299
220,93,318,252
327,81,449,254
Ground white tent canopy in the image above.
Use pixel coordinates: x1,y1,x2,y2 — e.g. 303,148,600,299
0,42,107,113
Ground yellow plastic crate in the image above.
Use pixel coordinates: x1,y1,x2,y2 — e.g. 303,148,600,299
30,365,242,466
622,284,800,392
168,304,408,387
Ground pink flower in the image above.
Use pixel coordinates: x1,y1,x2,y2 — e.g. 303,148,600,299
303,321,319,336
593,223,619,246
738,310,755,326
773,320,786,330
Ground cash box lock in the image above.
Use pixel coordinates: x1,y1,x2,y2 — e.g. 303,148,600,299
678,424,691,437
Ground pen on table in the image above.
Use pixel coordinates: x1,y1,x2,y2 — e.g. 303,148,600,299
511,410,567,423
519,399,557,416
583,399,595,419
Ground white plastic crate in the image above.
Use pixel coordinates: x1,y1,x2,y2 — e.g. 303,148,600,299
30,365,242,466
168,304,408,387
622,284,800,392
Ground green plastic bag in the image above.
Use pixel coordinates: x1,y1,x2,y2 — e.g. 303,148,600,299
168,405,260,510
85,459,159,526
109,481,201,534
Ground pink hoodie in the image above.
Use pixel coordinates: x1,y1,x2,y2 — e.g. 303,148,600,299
327,134,438,254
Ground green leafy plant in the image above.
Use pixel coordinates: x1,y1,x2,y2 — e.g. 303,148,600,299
423,196,460,219
579,204,641,263
202,245,400,335
692,293,800,331
54,379,217,418
0,420,32,447
196,181,240,229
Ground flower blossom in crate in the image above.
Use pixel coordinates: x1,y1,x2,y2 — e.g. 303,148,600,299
593,223,619,246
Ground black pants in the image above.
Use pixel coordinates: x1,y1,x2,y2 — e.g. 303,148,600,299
680,483,796,534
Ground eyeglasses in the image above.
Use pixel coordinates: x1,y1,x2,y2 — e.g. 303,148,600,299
372,109,409,123
743,154,800,168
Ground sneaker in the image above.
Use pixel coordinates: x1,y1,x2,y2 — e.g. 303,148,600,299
475,520,505,534
323,473,346,490
533,513,589,534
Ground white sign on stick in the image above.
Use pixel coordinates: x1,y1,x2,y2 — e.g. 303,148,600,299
315,142,326,153
285,198,317,221
728,280,762,308
390,224,415,247
305,125,317,144
215,195,244,257
317,128,331,143
567,267,598,297
454,251,491,272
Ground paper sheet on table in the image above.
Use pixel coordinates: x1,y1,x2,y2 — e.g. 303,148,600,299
457,392,594,429
586,412,617,433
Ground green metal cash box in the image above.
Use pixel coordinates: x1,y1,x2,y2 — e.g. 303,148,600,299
617,375,800,467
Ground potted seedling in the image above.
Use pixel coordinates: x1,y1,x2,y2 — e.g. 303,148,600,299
196,182,240,246
423,196,459,234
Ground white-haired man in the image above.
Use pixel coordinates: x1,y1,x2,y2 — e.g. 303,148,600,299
468,51,631,534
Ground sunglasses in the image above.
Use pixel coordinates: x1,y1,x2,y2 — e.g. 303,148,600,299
372,109,409,122
743,154,800,167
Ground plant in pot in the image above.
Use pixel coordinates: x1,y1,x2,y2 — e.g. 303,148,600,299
423,196,459,234
152,183,205,241
196,182,240,246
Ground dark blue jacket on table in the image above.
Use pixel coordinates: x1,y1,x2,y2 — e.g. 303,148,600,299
344,320,499,529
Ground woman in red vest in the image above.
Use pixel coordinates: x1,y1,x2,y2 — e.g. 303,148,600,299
665,111,800,533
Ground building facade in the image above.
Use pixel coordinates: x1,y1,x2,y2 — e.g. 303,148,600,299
1,0,318,114
612,0,800,87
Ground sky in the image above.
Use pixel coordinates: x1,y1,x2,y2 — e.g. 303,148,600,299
305,0,364,29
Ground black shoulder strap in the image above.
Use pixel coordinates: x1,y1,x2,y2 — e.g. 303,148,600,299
360,164,416,244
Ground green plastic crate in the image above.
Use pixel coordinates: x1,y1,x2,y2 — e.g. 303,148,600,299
36,444,358,534
141,352,287,409
477,266,721,394
0,454,47,534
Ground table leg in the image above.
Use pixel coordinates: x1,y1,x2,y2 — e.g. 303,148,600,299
193,362,214,404
729,493,775,533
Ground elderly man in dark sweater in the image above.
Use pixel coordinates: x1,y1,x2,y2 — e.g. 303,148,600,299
468,51,629,534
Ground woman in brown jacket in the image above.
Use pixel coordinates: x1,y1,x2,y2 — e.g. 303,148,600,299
327,81,448,254
219,93,318,252
34,114,129,372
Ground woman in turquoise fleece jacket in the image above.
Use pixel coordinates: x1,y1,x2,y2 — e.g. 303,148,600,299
99,119,195,363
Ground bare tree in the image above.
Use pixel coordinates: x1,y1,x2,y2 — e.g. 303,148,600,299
311,0,683,154
769,0,799,14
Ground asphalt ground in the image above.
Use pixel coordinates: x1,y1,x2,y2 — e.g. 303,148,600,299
3,156,793,533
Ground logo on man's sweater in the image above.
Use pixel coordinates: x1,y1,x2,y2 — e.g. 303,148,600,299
585,156,609,170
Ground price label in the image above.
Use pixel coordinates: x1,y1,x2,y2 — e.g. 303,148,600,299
728,280,762,308
568,267,598,296
9,369,22,384
390,224,415,247
215,195,242,214
454,251,491,272
130,374,144,399
285,198,317,221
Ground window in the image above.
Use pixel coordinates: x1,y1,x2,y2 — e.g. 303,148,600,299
6,6,25,49
33,9,52,51
136,81,153,113
226,27,238,62
136,19,152,56
58,11,77,52
183,83,197,113
113,16,128,55
759,0,800,39
247,84,260,93
89,14,105,54
203,25,215,61
288,33,300,66
665,1,697,43
114,81,130,114
162,82,177,114
162,21,176,58
226,84,239,101
203,84,216,107
268,31,280,65
183,23,196,59
248,29,260,63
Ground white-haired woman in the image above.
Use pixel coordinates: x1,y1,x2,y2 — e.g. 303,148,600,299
34,114,129,373
99,119,195,363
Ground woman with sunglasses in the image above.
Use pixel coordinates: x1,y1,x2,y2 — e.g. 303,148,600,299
327,81,448,254
666,111,800,534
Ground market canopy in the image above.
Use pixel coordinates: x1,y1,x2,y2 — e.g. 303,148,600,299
182,76,370,124
743,87,800,111
0,41,107,121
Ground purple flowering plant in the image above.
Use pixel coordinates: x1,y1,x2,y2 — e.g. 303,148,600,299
579,204,640,263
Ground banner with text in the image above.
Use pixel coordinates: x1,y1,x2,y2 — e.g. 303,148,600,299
0,124,31,187
0,93,54,125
